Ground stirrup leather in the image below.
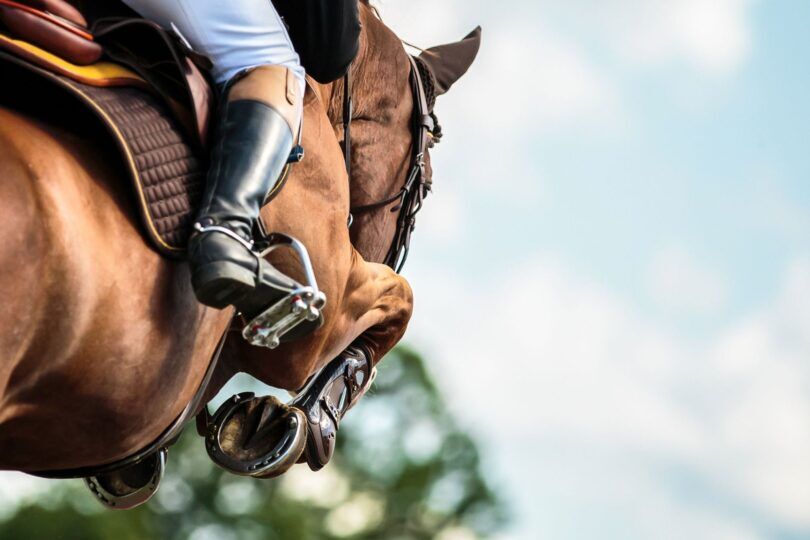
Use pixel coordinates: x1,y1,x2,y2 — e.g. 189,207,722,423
242,233,326,349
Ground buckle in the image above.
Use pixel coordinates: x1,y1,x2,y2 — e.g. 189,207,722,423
242,233,326,349
287,145,305,164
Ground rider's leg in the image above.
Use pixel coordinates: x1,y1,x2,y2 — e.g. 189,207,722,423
189,66,302,308
120,0,305,86
120,0,306,309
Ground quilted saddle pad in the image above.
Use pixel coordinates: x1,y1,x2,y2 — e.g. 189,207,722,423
0,44,205,257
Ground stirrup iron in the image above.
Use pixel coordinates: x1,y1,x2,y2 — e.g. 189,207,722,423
242,233,326,349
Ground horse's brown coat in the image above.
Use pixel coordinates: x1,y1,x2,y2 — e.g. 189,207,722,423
0,6,474,472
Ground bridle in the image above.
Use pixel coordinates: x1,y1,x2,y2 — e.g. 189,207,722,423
344,54,438,272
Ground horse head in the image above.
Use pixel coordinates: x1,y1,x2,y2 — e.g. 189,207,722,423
342,6,482,265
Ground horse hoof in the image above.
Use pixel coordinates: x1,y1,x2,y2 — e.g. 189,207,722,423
84,449,167,509
205,393,306,479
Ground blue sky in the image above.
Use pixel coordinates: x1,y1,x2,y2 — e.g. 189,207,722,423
377,0,810,538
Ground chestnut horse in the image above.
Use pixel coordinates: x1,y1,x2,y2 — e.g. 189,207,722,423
0,4,478,476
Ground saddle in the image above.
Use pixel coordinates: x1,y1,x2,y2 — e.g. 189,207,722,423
0,0,214,256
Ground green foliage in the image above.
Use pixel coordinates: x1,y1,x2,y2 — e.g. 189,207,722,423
0,348,505,540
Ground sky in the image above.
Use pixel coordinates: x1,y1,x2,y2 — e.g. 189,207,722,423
1,2,809,539
374,0,810,538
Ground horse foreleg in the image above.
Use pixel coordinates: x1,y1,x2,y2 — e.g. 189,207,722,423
205,251,414,474
341,257,414,367
230,250,412,392
278,255,413,470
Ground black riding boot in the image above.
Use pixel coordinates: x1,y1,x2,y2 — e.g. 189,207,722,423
189,99,296,310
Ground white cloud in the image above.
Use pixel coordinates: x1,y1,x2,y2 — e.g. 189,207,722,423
646,245,730,316
613,0,753,74
702,256,810,526
416,181,467,246
405,253,810,538
377,0,756,134
378,0,755,76
377,1,774,537
377,0,624,136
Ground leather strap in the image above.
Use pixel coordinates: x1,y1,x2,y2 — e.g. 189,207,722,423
342,71,353,175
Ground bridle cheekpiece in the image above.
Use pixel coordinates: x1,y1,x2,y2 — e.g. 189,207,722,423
345,53,438,272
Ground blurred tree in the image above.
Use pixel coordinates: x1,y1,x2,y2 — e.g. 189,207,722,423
0,347,505,539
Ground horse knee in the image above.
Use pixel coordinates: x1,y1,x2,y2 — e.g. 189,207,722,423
388,277,414,327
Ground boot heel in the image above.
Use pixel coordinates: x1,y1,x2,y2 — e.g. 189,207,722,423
192,262,256,309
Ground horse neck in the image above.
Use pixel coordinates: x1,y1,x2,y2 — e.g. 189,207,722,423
312,8,415,264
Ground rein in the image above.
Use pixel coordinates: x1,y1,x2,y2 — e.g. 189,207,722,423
346,55,435,272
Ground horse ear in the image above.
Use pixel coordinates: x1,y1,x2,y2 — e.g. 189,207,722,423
418,26,482,97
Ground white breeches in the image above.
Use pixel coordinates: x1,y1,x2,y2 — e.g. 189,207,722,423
121,0,305,94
